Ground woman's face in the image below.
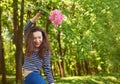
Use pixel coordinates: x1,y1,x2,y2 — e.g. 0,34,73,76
32,31,43,50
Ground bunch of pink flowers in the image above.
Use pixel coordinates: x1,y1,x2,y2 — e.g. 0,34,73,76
49,9,64,27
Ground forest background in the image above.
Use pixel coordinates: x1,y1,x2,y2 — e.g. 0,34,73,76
0,0,120,84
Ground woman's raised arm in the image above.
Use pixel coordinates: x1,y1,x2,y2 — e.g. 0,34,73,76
24,12,41,33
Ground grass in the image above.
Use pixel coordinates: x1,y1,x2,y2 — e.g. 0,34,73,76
0,74,120,84
54,75,120,84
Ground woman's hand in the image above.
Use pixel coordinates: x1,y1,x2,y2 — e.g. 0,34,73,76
30,11,42,23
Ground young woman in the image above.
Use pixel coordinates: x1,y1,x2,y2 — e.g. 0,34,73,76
22,12,54,84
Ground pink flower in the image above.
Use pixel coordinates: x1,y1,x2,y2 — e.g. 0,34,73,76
49,9,64,27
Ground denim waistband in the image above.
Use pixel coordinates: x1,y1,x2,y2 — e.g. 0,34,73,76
25,71,39,78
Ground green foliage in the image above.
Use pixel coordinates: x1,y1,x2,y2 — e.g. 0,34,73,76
1,0,120,76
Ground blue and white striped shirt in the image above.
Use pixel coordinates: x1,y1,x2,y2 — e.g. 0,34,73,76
23,21,54,84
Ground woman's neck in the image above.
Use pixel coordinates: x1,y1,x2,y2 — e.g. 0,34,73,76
33,47,39,52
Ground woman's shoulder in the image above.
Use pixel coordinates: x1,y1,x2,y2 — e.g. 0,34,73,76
45,49,51,54
43,49,51,57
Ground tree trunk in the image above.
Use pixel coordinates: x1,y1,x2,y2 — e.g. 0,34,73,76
0,6,6,84
84,60,91,75
76,62,81,76
57,31,65,77
19,0,24,83
13,0,23,83
46,19,51,34
20,0,24,66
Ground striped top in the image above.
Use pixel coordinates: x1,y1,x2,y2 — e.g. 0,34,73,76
23,21,54,84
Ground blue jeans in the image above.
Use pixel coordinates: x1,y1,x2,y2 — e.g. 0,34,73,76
24,71,46,84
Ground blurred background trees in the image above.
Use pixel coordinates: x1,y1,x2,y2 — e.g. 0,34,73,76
0,0,120,84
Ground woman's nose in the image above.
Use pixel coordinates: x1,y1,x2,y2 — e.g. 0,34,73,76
36,38,40,42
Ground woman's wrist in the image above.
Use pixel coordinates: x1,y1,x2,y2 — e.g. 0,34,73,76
30,12,41,23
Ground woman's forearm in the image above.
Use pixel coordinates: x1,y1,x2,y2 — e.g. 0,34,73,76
24,12,41,34
30,12,41,23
